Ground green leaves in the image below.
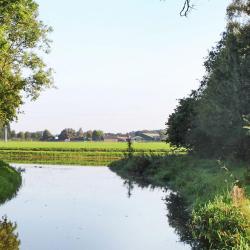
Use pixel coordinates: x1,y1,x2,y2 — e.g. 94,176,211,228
0,0,53,124
166,0,250,159
0,216,20,250
192,196,249,249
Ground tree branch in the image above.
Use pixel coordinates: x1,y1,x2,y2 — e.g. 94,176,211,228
180,0,194,17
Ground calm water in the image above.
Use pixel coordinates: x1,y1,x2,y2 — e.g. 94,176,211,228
0,164,190,250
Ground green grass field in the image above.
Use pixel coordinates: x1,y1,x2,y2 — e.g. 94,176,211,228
0,141,178,166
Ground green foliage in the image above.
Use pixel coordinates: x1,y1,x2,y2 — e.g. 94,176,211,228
109,155,250,249
24,131,31,140
85,131,93,141
192,196,250,249
0,160,22,204
166,96,197,149
16,131,24,140
76,128,84,138
0,217,20,250
166,0,250,160
92,130,104,141
41,129,53,141
0,0,53,125
58,128,76,141
109,155,248,204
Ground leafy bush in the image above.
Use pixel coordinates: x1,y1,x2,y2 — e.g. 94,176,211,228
0,217,20,250
191,196,250,249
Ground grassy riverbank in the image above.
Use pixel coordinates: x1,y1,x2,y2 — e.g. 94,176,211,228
0,160,22,204
0,141,179,165
109,155,250,249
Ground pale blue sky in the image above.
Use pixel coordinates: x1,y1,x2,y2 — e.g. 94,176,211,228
12,0,230,134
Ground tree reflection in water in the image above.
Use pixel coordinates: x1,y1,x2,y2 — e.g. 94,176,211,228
123,180,134,198
123,178,207,249
0,216,20,250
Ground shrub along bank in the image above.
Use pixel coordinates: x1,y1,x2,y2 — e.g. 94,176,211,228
0,160,22,204
109,155,250,249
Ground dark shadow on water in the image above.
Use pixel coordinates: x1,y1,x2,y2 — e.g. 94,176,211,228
123,179,134,198
0,167,23,207
122,177,207,250
164,193,206,249
0,216,20,250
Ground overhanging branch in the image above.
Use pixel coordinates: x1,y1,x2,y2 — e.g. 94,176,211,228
180,0,194,16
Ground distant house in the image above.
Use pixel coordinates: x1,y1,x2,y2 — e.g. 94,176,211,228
141,133,161,141
103,135,118,142
117,136,128,142
131,136,144,142
132,133,161,142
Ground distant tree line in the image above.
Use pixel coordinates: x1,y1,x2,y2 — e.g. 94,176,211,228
0,127,105,142
0,127,44,141
166,0,250,160
57,129,104,141
1,127,166,142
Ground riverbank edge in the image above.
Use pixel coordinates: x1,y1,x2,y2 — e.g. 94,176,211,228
108,155,250,249
0,160,22,204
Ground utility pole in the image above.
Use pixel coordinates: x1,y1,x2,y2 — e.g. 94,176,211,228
4,125,8,142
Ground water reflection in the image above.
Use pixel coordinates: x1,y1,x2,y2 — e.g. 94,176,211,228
1,165,190,250
122,178,205,250
165,194,202,249
123,180,134,198
0,217,20,250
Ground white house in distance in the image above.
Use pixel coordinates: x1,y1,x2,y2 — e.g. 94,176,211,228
131,133,161,142
103,131,163,142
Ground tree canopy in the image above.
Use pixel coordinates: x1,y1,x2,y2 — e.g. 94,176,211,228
166,0,250,160
92,130,104,141
0,0,53,126
58,128,76,141
41,129,53,141
0,217,20,250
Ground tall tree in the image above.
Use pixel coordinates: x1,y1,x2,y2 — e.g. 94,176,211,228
58,128,76,141
85,131,93,141
24,131,31,140
31,131,43,141
166,0,250,159
166,96,197,148
76,128,84,139
0,0,53,126
10,130,16,139
41,129,53,141
16,131,24,140
92,130,104,141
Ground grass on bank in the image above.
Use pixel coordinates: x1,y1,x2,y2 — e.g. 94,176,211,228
109,155,250,204
109,155,250,249
0,160,22,204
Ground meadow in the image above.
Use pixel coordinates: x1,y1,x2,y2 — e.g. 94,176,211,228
0,141,177,165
